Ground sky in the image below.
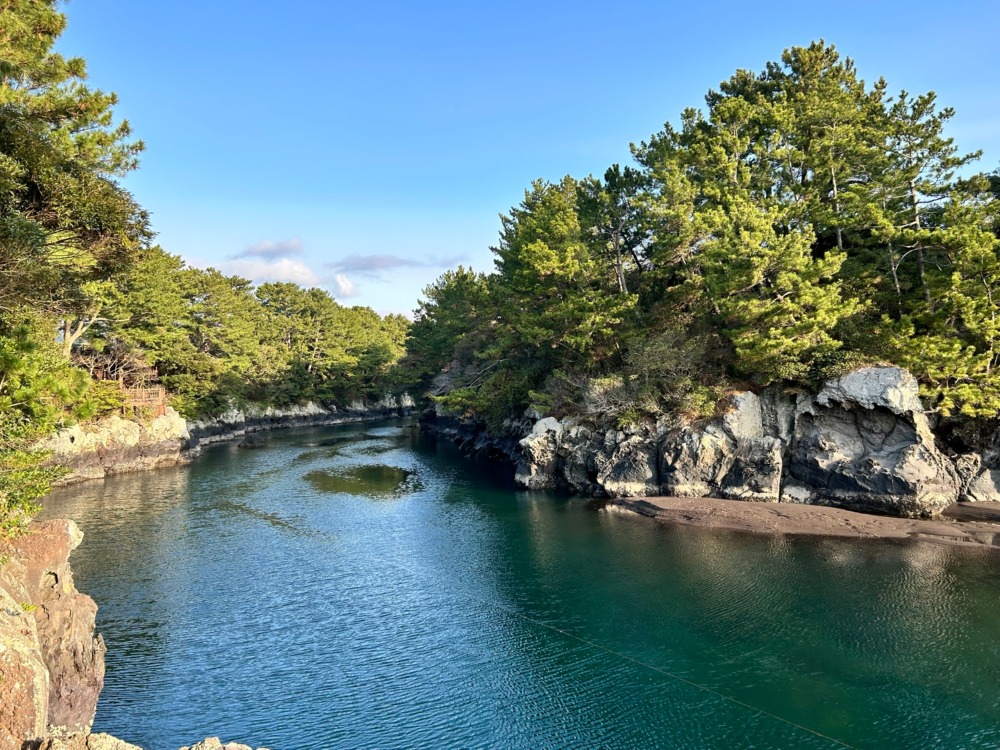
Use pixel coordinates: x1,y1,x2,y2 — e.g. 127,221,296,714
58,0,1000,317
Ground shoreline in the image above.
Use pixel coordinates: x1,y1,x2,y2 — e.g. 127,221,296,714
46,406,413,487
607,496,1000,550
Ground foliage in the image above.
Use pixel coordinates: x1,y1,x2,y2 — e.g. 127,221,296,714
0,0,149,319
405,40,1000,431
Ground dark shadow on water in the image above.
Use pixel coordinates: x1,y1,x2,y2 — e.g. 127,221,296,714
346,440,396,456
214,500,334,541
304,465,420,498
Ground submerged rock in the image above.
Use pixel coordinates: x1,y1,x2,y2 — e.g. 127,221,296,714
236,433,267,449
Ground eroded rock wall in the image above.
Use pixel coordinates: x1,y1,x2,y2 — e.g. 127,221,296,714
40,397,417,484
41,409,190,484
1,520,105,745
436,366,977,518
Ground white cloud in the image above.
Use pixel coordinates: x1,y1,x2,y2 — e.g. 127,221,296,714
326,253,467,279
219,258,322,287
232,238,304,260
332,273,357,298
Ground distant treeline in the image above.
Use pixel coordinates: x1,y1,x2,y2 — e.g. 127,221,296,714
401,41,1000,432
0,1,408,531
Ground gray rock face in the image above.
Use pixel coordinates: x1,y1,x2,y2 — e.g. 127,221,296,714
595,434,660,497
515,418,563,489
954,453,1000,502
721,437,783,502
660,393,782,503
951,425,1000,503
660,423,737,498
786,368,959,517
507,367,962,518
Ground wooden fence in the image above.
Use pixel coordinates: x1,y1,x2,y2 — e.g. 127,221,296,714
122,386,168,417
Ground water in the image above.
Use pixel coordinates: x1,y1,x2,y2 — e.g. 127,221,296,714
40,420,1000,749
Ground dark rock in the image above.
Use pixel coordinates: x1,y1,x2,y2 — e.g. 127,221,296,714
237,433,266,449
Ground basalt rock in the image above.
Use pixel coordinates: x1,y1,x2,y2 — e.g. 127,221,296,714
187,398,414,454
471,367,964,518
237,433,267,449
784,368,959,517
1,520,106,746
41,409,190,484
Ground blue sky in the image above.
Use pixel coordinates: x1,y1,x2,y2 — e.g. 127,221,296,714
59,1,1000,316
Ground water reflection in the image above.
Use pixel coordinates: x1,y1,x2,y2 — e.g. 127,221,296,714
38,420,1000,750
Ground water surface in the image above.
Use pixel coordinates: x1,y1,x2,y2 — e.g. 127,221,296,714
41,420,1000,749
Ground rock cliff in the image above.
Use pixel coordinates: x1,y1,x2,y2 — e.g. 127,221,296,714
40,397,416,485
1,520,105,747
435,367,984,518
39,409,190,484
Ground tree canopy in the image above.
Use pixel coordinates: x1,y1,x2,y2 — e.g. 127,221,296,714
404,40,1000,428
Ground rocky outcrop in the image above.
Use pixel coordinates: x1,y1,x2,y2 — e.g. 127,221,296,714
1,521,105,746
39,397,417,484
784,369,959,516
432,366,971,518
41,409,190,485
180,738,271,750
420,408,528,464
186,397,414,454
949,423,1000,503
28,734,143,750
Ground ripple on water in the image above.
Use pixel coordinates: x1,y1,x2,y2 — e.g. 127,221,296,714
304,464,420,498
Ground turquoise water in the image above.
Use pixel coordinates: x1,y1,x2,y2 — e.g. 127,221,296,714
40,420,1000,749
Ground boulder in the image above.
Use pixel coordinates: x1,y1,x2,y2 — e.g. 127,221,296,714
30,734,143,750
784,367,959,517
595,434,660,497
514,418,563,489
180,738,271,750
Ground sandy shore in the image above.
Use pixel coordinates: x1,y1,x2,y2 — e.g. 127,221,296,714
608,496,1000,549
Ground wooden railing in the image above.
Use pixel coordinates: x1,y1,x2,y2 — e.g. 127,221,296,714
122,386,168,416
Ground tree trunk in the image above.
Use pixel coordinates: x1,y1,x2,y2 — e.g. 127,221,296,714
910,180,933,310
